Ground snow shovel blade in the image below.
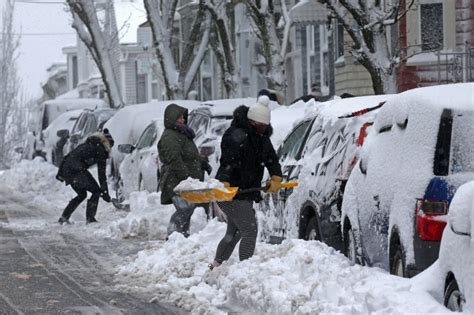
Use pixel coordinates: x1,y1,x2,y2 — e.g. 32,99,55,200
177,187,239,203
177,181,298,203
111,198,130,211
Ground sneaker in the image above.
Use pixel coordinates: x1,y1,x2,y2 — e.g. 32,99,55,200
86,218,98,224
58,216,70,225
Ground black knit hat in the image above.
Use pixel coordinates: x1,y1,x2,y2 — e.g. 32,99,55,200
103,128,114,147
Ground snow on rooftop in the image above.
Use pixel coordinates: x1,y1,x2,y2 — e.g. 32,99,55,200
115,0,147,44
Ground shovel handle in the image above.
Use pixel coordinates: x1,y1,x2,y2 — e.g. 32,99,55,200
238,181,298,194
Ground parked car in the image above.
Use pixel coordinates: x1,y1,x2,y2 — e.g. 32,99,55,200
188,98,261,175
42,109,82,166
259,95,389,250
117,120,162,200
341,83,474,278
60,108,116,155
104,100,201,200
27,98,107,160
438,180,474,312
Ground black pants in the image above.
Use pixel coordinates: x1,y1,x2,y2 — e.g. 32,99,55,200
61,172,101,221
214,199,257,263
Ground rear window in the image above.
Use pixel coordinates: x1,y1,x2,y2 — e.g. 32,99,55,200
451,111,474,173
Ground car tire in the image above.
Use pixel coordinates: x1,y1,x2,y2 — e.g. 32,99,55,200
344,225,358,265
115,176,125,202
444,276,465,312
390,242,406,277
305,216,321,241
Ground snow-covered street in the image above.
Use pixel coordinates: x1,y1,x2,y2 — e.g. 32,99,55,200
0,159,451,314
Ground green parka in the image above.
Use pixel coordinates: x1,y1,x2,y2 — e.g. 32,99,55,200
158,104,204,204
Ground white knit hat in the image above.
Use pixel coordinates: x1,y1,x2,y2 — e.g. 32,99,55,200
247,95,271,124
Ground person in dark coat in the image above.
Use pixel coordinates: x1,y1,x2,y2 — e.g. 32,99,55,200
209,95,283,269
56,129,114,224
158,103,208,237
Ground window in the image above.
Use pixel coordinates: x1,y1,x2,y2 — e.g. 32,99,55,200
420,3,443,51
278,120,312,161
450,111,474,173
136,124,157,150
188,112,210,139
334,22,344,60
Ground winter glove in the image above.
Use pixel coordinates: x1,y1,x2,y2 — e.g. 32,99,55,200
101,190,111,203
201,160,213,175
221,181,231,188
265,176,283,193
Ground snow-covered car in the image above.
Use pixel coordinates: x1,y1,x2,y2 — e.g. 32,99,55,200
104,100,201,198
117,120,162,200
439,180,474,312
188,98,266,175
341,83,474,278
61,108,116,155
259,95,389,249
42,109,82,166
28,98,108,160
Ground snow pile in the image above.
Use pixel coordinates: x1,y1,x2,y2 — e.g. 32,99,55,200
174,178,226,191
0,158,74,209
117,219,449,314
108,190,209,240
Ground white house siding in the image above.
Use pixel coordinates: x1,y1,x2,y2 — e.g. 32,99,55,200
334,59,373,96
121,50,139,104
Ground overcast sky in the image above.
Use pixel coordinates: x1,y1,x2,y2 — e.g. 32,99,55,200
5,0,76,100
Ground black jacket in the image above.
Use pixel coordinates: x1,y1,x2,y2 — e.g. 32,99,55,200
216,105,282,202
57,133,111,192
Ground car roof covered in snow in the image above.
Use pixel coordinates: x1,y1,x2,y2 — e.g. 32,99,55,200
196,97,258,117
374,83,474,133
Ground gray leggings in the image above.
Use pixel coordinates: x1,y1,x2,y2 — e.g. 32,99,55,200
214,199,257,263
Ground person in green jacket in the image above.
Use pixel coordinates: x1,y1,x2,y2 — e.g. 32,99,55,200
158,103,210,237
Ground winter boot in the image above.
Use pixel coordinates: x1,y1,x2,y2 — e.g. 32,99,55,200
58,216,71,225
86,217,98,224
208,261,221,271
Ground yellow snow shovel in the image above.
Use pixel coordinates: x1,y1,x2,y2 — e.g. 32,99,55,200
176,181,298,203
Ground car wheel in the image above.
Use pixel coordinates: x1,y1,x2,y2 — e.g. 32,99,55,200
390,243,406,277
344,226,358,264
444,276,465,312
305,216,321,241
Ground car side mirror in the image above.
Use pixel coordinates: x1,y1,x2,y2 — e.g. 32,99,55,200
118,144,135,154
14,147,24,154
57,129,70,139
359,158,367,175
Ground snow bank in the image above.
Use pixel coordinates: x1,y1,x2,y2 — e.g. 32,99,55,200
117,219,449,314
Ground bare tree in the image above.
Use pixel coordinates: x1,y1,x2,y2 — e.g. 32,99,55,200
0,0,22,169
144,0,211,100
66,0,124,108
242,0,292,91
318,0,415,94
204,0,239,97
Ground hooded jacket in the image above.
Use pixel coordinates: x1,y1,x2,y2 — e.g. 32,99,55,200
56,132,111,191
216,105,282,202
158,104,204,205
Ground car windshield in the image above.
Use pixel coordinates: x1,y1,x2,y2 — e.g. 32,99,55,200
451,111,474,173
210,118,231,136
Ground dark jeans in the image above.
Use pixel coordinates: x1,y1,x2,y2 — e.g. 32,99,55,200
61,171,101,221
168,196,197,237
214,199,257,263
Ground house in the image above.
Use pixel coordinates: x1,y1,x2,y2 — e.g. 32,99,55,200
332,0,474,95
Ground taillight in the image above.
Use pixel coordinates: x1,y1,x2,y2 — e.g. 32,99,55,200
415,199,448,241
